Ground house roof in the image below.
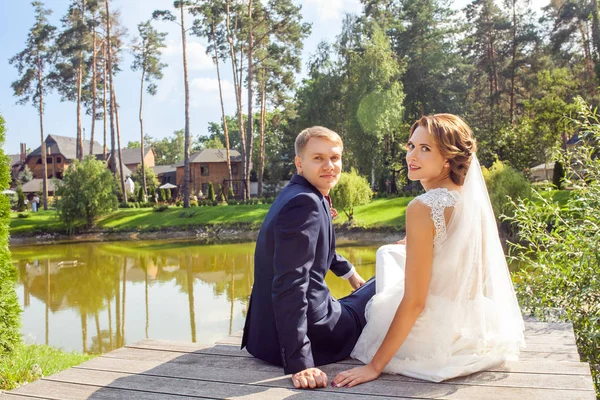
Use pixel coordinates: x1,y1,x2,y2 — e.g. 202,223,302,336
530,162,555,172
152,165,177,175
21,178,57,193
7,154,21,166
174,149,242,167
29,134,104,160
120,147,155,166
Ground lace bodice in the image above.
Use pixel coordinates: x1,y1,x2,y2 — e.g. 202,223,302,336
414,188,459,245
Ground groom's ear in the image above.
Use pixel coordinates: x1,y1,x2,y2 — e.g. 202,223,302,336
294,155,303,174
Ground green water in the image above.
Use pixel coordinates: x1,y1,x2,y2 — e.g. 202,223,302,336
11,239,380,355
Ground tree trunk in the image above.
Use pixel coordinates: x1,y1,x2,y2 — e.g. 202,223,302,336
103,43,107,161
139,63,147,200
246,0,254,200
121,259,127,346
509,0,517,125
258,81,266,198
212,20,232,187
180,3,191,208
105,0,116,175
90,19,97,155
226,0,247,199
81,311,88,353
37,56,48,210
76,0,85,161
112,83,127,203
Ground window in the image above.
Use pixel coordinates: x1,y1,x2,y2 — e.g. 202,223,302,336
233,182,240,195
36,158,42,164
232,164,239,176
201,183,209,196
56,157,62,163
47,157,52,164
200,164,209,176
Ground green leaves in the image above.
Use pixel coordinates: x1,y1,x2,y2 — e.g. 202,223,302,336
55,156,118,232
330,169,373,222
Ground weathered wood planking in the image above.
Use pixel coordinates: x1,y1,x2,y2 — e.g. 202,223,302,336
1,321,596,400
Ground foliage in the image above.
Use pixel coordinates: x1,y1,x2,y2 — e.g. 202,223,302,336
207,182,215,202
17,165,33,184
330,169,373,221
505,97,600,395
16,185,26,212
55,157,118,232
482,159,531,220
132,164,159,192
552,161,565,189
153,204,169,212
0,343,93,390
0,113,21,356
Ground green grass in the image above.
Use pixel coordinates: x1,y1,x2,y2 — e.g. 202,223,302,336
9,210,62,235
0,344,94,391
334,196,412,229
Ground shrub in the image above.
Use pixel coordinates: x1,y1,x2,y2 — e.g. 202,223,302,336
175,200,183,207
228,187,235,200
137,186,145,203
330,168,373,221
153,205,169,212
207,182,216,202
55,156,118,232
189,200,198,207
148,187,156,204
482,159,531,220
552,161,565,189
16,185,26,212
17,213,31,219
505,97,600,396
227,199,238,206
0,113,21,355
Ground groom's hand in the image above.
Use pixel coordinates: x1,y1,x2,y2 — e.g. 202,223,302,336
348,272,365,290
292,367,328,389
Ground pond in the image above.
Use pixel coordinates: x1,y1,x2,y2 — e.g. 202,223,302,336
10,239,382,355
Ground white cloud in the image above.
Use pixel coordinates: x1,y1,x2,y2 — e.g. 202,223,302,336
191,77,233,93
163,39,214,71
304,0,362,21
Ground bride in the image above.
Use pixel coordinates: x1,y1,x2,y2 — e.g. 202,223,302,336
332,114,525,387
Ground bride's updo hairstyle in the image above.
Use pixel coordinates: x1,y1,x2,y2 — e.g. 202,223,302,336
409,114,477,186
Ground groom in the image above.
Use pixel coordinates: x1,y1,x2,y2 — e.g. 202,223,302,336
241,126,376,389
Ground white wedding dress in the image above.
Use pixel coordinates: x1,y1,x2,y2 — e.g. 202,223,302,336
351,155,526,382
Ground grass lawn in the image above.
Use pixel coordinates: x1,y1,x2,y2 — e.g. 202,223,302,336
9,197,414,236
0,344,94,391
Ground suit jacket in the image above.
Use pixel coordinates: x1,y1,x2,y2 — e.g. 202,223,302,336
241,174,354,374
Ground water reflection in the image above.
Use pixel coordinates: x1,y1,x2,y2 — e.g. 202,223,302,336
12,239,380,354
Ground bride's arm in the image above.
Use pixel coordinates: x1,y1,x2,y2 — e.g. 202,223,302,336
332,200,435,388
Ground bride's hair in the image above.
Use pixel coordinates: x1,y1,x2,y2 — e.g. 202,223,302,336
409,114,477,185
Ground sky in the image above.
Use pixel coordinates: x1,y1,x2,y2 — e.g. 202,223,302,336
0,0,545,156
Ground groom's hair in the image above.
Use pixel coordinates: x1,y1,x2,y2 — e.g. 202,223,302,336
410,114,477,186
295,126,343,156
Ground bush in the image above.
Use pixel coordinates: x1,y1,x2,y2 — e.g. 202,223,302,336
505,97,600,396
17,213,31,219
153,205,169,212
175,200,183,207
16,185,26,212
552,161,565,189
137,186,145,203
227,199,238,206
55,156,118,232
207,182,216,202
189,200,198,207
482,159,531,220
330,168,373,221
0,112,21,355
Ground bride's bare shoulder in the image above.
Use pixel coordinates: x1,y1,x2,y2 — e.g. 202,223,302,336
406,199,433,222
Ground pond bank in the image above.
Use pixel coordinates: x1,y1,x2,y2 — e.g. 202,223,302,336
9,225,403,246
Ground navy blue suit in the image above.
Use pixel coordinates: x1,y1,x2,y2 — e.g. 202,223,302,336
241,174,376,374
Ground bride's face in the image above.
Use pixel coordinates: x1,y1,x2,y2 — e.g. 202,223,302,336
406,126,448,183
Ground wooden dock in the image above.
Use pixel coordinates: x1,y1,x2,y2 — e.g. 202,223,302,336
2,320,596,399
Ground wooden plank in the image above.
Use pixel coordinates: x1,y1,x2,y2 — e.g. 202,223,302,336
39,369,417,400
42,367,595,400
3,380,197,399
102,345,593,376
77,353,596,392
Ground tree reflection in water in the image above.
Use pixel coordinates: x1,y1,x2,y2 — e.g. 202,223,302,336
12,239,379,354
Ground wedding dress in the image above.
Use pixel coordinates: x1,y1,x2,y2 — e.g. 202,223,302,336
351,155,525,382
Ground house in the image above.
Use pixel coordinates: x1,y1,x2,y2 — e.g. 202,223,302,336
119,147,156,173
153,165,177,185
8,143,27,182
174,149,243,197
25,135,105,180
530,161,555,182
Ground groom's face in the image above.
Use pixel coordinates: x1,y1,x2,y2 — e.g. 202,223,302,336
295,137,342,196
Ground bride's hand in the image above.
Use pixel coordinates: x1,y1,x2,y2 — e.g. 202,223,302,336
331,364,381,388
